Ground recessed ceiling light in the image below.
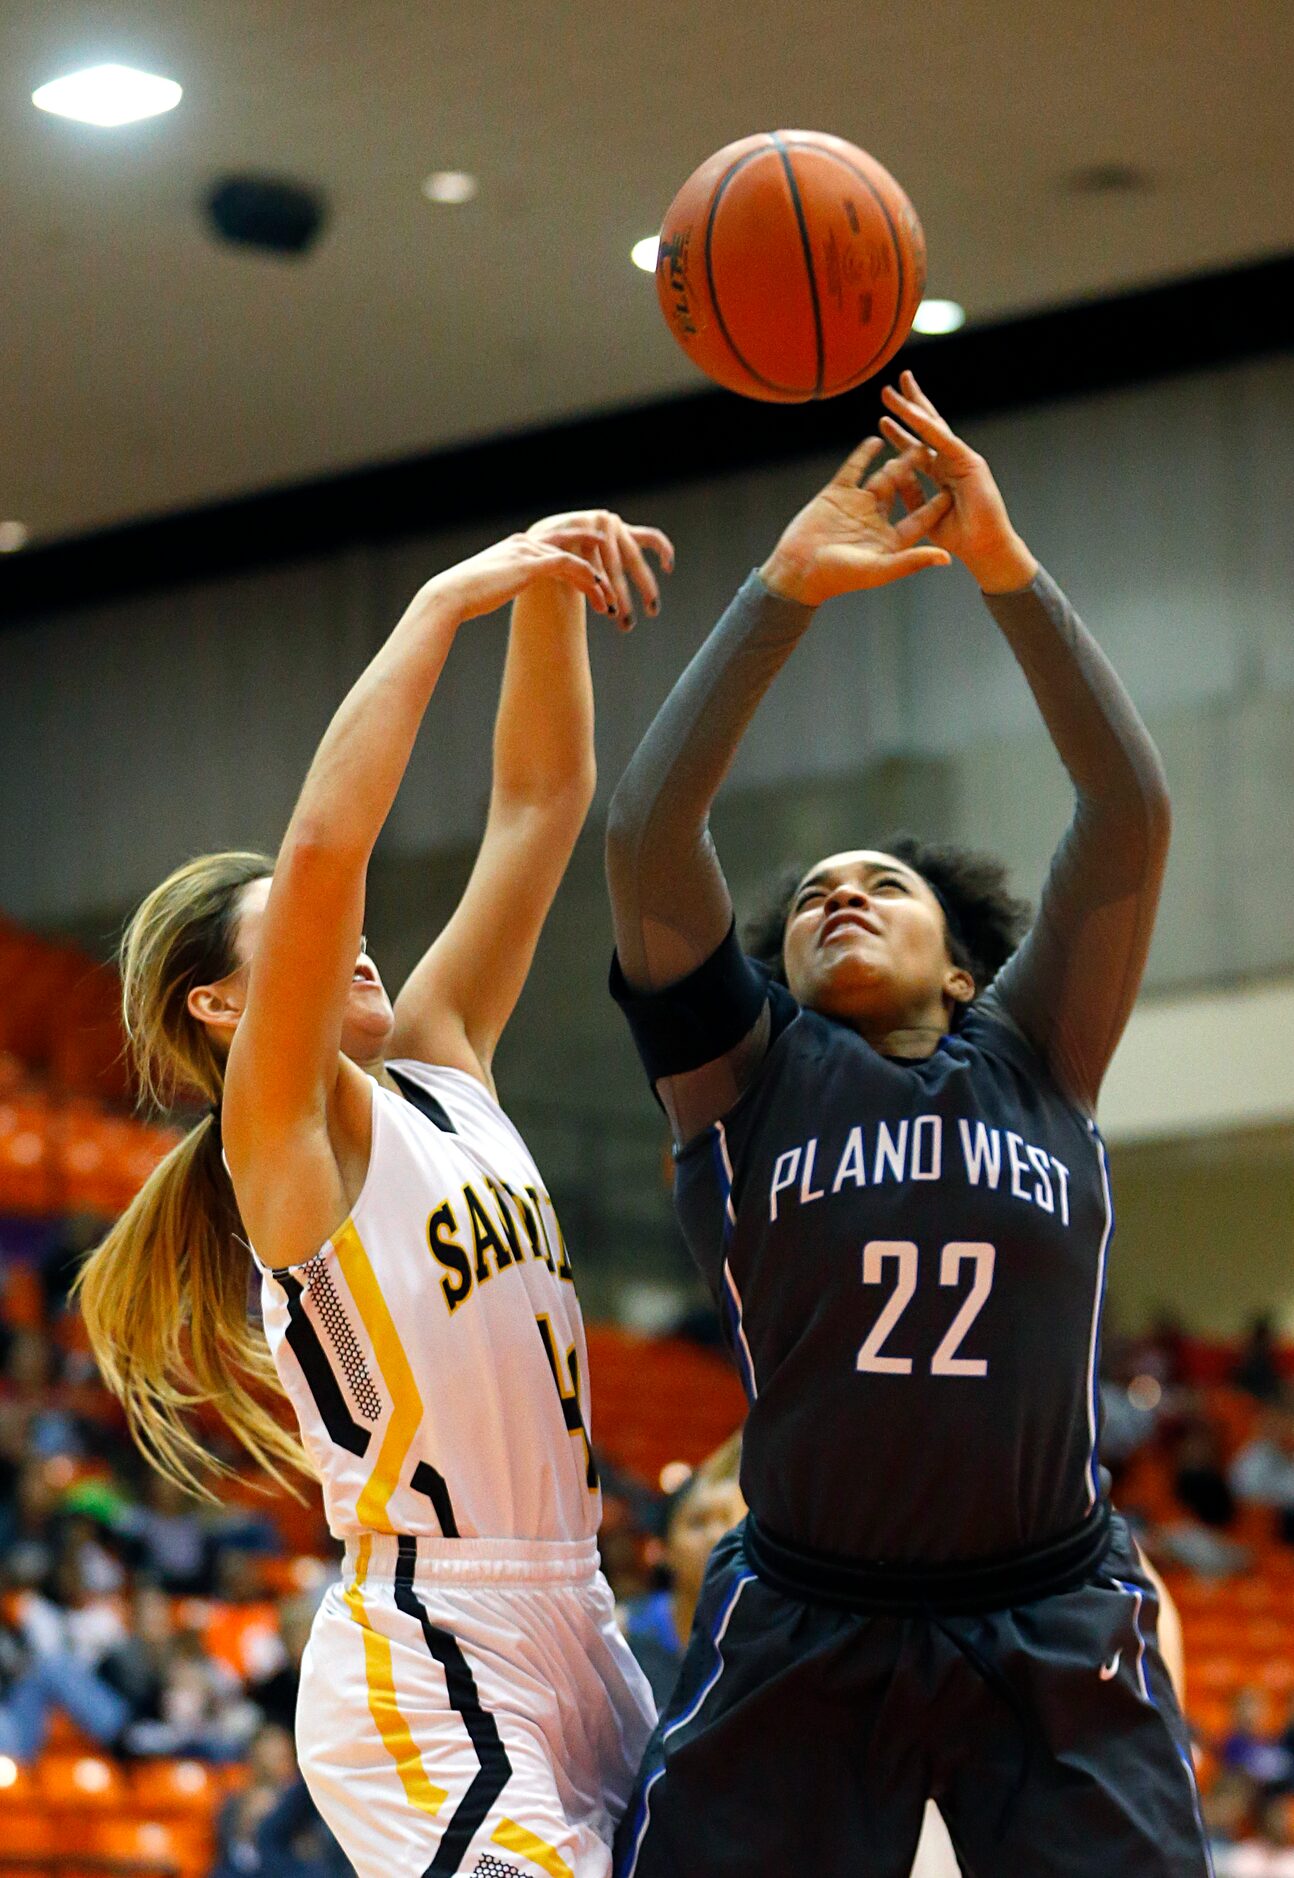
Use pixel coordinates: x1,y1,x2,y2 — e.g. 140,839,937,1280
32,64,182,128
911,298,966,337
631,235,660,273
422,171,478,206
0,521,30,554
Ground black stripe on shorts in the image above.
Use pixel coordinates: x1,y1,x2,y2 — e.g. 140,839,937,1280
393,1535,512,1876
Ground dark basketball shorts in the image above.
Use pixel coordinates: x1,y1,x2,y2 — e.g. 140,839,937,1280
613,1515,1211,1878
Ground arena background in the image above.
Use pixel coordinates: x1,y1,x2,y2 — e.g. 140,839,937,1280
0,3,1292,1874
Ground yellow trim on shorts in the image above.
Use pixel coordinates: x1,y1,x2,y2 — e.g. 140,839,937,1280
344,1535,447,1819
491,1818,574,1878
331,1217,425,1532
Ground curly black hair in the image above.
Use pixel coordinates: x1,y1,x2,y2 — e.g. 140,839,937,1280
742,833,1032,998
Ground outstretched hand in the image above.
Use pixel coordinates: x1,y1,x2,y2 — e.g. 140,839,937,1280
424,532,619,626
879,372,1038,593
527,511,674,630
760,439,954,608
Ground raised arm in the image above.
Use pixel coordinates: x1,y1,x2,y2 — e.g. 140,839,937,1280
880,373,1171,1111
606,441,951,1140
222,534,611,1259
390,511,672,1089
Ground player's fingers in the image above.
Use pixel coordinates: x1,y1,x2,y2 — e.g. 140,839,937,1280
880,383,963,457
617,525,661,617
865,442,933,505
900,370,948,426
894,466,930,517
533,546,613,610
628,525,676,574
832,436,884,487
824,541,951,592
596,516,633,624
883,544,953,577
878,413,935,464
893,489,953,546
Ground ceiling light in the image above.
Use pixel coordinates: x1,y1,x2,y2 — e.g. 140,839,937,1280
32,64,182,128
422,171,478,206
0,521,30,553
911,298,966,336
631,236,660,273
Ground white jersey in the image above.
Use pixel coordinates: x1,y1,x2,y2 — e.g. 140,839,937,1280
254,1060,599,1544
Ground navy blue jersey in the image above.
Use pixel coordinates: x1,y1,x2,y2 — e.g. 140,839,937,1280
625,950,1112,1564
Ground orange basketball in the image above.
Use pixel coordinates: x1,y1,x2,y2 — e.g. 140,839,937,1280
655,130,926,403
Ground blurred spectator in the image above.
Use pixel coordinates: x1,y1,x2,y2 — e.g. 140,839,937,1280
1098,1375,1160,1472
623,1434,746,1709
1175,1416,1238,1528
1230,1407,1294,1542
1274,1700,1294,1800
1206,1771,1256,1865
21,1543,128,1666
0,1326,86,1458
114,1470,216,1593
0,1605,131,1762
1126,1311,1188,1392
38,1214,104,1319
255,1773,353,1877
1233,1316,1287,1407
248,1595,315,1733
98,1581,178,1738
211,1722,299,1876
118,1618,259,1761
1141,1517,1252,1579
598,1489,654,1606
1221,1691,1294,1790
1214,1803,1294,1874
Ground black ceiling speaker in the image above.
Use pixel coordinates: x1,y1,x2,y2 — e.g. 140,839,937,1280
204,174,328,256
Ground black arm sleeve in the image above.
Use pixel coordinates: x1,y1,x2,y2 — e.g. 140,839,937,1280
605,571,816,1141
610,920,798,1086
978,570,1172,1112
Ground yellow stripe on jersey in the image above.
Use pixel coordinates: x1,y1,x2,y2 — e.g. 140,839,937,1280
332,1217,425,1533
343,1536,447,1818
491,1818,574,1878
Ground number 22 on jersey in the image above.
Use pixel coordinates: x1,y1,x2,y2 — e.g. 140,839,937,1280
856,1241,996,1379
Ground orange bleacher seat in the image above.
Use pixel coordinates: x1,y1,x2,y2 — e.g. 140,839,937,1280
42,1708,98,1754
36,1751,127,1810
0,1097,56,1214
89,1813,211,1878
1192,1653,1246,1693
0,1806,55,1860
49,956,132,1104
0,938,86,1066
129,1757,223,1820
585,1326,746,1482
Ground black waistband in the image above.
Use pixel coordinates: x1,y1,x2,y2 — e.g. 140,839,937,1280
742,1500,1113,1617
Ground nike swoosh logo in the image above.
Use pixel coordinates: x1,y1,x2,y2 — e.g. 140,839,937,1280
1099,1651,1122,1681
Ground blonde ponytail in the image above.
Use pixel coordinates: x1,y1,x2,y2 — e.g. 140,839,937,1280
75,851,314,1499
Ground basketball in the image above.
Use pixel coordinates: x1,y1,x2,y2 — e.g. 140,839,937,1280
655,130,926,403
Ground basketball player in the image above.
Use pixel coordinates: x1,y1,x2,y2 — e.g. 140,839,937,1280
77,511,671,1878
605,374,1210,1876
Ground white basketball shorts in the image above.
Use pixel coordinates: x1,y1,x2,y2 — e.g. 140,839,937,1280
297,1534,657,1878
